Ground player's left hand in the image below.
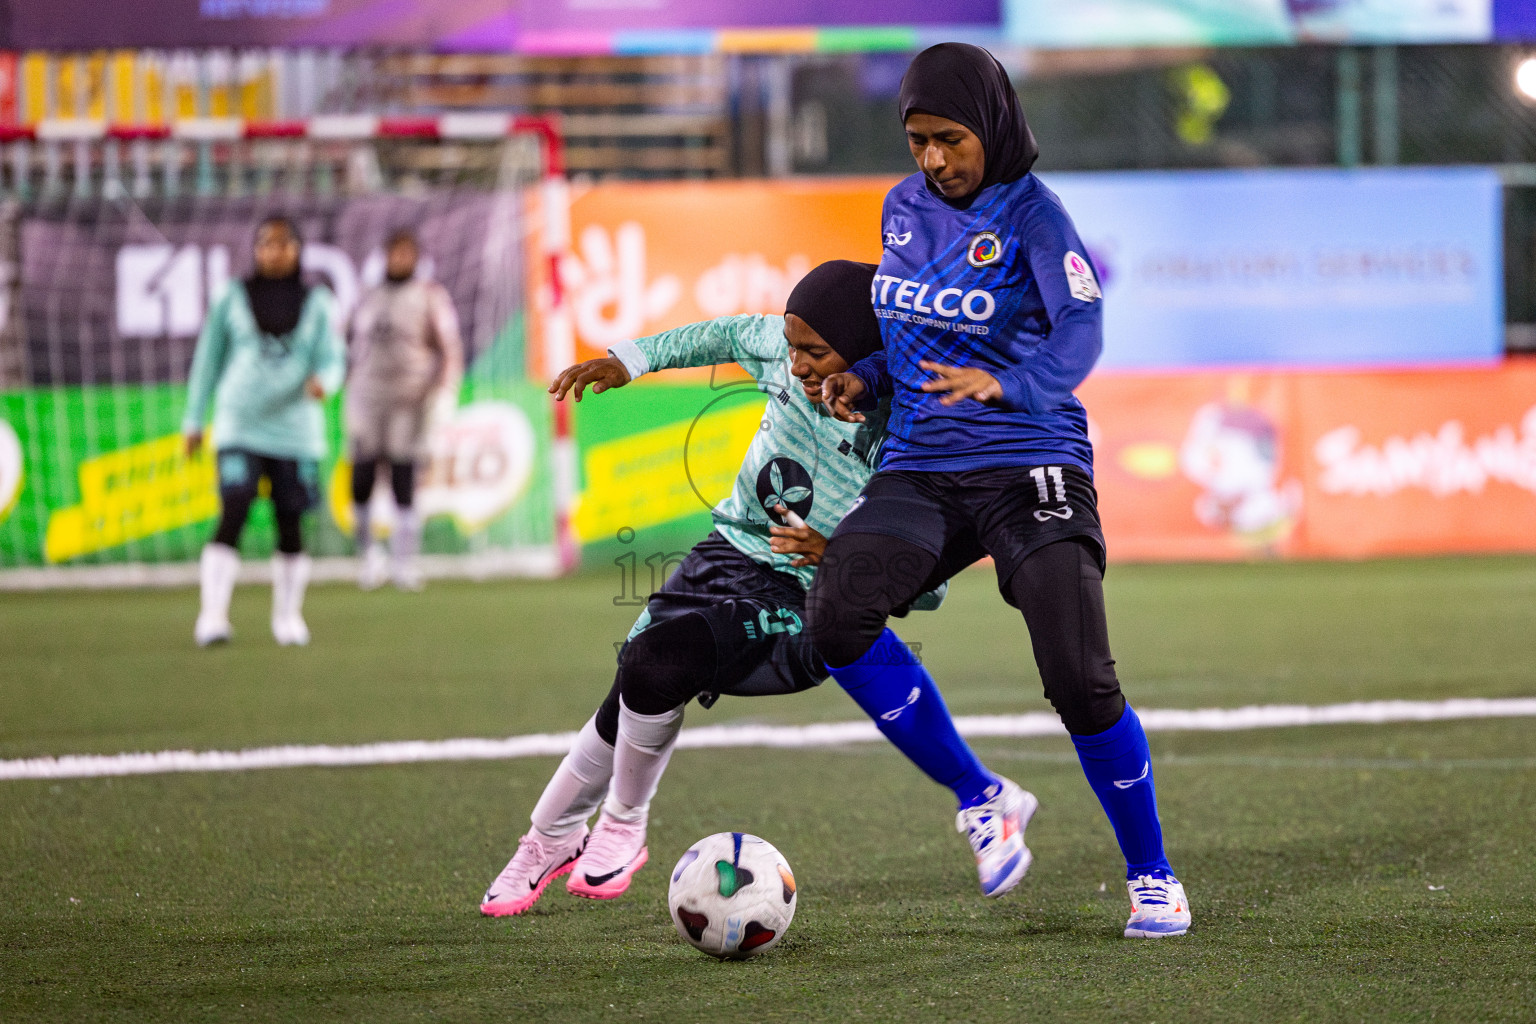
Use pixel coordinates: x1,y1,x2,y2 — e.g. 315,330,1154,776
304,375,326,399
769,505,827,567
918,360,1003,406
549,357,632,401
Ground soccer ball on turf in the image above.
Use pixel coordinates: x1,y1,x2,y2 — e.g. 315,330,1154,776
667,832,797,959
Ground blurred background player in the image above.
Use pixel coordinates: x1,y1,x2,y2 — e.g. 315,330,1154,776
480,261,1033,917
183,216,345,647
346,229,464,591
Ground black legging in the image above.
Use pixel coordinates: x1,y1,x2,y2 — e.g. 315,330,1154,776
807,534,1125,736
592,614,719,744
351,459,416,509
214,494,303,554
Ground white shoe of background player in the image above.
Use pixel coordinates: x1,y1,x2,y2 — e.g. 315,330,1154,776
271,553,312,647
359,543,388,591
392,560,423,592
194,543,239,646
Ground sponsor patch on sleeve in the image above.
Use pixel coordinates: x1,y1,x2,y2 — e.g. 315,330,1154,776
1064,251,1102,302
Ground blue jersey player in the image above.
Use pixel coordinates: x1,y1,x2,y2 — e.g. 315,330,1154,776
480,262,1028,917
813,43,1191,938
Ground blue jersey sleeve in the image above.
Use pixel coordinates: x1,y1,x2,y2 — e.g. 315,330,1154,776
848,350,892,403
992,201,1104,415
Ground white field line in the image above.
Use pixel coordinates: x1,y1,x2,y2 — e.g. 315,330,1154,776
3,697,1535,782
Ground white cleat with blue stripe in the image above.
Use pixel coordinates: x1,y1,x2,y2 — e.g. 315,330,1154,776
1124,874,1192,938
955,777,1038,898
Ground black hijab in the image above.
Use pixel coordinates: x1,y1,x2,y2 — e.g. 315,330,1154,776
898,42,1039,206
785,261,882,365
245,217,310,337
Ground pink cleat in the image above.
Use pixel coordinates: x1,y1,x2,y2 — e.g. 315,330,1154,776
566,813,649,900
480,826,587,917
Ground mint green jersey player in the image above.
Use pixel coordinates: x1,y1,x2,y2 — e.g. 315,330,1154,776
480,261,965,917
183,282,346,461
610,314,891,590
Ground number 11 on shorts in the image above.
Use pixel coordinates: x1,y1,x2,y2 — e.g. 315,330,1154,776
1030,466,1066,504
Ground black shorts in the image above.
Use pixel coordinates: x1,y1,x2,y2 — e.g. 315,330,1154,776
830,464,1106,605
626,532,825,707
216,448,321,517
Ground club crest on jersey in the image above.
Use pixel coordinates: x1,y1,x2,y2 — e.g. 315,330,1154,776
1064,251,1102,302
967,232,1003,268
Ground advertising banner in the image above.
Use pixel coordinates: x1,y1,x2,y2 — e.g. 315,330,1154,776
1004,0,1491,47
6,0,997,49
1080,363,1536,561
0,380,555,568
5,0,517,50
1494,0,1536,40
530,179,886,376
522,0,1000,35
565,363,1536,564
535,169,1503,377
1047,168,1505,370
0,189,553,570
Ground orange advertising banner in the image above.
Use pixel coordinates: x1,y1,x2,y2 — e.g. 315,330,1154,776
529,178,887,376
532,179,1536,562
1081,362,1536,561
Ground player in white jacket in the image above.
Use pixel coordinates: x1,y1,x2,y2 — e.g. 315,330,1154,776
345,229,464,590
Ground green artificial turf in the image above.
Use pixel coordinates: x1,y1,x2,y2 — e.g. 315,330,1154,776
2,557,1534,1022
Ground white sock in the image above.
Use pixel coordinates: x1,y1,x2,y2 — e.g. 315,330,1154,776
605,699,685,823
392,506,420,567
272,552,311,623
530,715,615,838
199,543,239,621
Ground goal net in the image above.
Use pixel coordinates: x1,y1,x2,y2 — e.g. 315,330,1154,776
0,119,575,587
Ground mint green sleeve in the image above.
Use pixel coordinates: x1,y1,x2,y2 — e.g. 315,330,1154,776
182,288,232,433
307,289,346,396
629,315,784,382
909,581,948,612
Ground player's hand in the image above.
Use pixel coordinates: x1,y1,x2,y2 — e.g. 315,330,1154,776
919,360,1003,406
304,375,326,400
820,373,867,423
769,505,827,567
549,357,632,401
184,431,203,458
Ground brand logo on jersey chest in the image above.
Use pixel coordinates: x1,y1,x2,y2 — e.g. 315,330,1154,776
757,458,813,526
967,232,1003,268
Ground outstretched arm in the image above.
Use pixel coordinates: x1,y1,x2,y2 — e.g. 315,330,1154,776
549,356,631,401
552,315,784,402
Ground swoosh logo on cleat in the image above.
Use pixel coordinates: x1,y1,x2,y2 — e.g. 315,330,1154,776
529,852,581,890
583,866,626,887
1112,761,1149,789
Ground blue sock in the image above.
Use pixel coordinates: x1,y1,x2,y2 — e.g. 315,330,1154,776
1071,704,1174,879
828,629,1000,808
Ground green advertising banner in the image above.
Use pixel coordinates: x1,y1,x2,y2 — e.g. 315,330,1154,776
0,379,557,570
